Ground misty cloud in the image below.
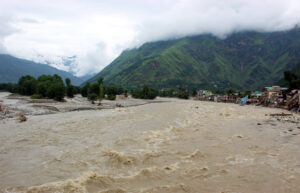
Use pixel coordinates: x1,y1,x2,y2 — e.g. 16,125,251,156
0,0,300,76
0,15,20,53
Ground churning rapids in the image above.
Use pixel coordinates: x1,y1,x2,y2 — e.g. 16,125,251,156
0,98,300,193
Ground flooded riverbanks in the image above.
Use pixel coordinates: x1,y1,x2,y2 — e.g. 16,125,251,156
0,97,300,193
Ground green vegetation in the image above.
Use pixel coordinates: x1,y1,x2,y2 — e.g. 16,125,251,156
0,83,18,93
283,62,300,89
105,86,117,100
177,86,189,99
132,85,158,99
80,77,124,102
0,74,66,101
87,28,300,91
65,78,74,98
88,93,98,103
81,82,90,97
226,88,237,95
30,94,43,99
159,88,176,97
18,75,37,96
35,75,66,101
98,77,104,100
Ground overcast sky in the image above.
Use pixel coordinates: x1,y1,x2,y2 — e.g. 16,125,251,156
1,0,300,76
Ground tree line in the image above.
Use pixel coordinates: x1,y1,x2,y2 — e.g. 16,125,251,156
0,74,195,101
5,70,298,102
0,75,124,102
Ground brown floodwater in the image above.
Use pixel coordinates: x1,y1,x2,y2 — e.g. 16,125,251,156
0,98,299,193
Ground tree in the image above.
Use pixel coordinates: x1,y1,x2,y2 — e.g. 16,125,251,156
88,93,98,104
284,71,299,89
167,88,175,97
88,83,99,97
37,81,48,97
73,86,81,94
226,87,236,95
98,77,104,100
291,79,300,89
243,90,251,97
18,75,37,95
65,78,71,86
132,85,158,99
178,86,189,99
105,86,117,100
16,74,66,101
284,71,297,83
81,83,90,97
192,88,197,97
47,82,66,101
65,78,74,98
0,83,18,93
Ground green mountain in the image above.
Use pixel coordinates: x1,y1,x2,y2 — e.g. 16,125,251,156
88,28,300,91
0,54,85,85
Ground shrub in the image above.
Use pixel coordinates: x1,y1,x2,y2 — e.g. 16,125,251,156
47,83,66,101
66,86,74,98
18,75,37,95
89,83,99,96
178,86,189,99
65,78,74,98
37,82,48,97
88,93,98,103
81,83,90,97
0,83,18,93
30,94,43,99
98,77,104,100
105,86,117,100
132,85,158,99
107,95,116,100
291,79,300,89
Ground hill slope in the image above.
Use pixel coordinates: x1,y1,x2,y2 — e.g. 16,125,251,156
0,54,85,85
88,28,300,90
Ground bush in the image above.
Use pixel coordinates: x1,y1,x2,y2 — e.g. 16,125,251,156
0,83,18,93
47,83,66,101
37,82,48,97
88,93,98,102
81,83,90,97
30,94,43,99
65,78,74,98
18,75,37,95
132,85,158,99
178,86,189,99
107,95,116,100
105,86,117,100
89,83,99,96
66,86,74,98
291,79,300,89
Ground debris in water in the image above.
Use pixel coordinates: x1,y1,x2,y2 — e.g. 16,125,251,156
17,113,27,122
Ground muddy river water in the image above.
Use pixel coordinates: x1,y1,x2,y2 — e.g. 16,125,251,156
0,99,300,193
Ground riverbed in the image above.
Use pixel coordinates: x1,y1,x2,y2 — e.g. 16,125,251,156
0,97,300,193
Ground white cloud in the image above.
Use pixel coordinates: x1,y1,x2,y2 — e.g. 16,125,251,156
0,0,300,76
